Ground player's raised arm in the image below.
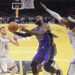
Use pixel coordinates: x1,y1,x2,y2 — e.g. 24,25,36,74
40,3,62,21
40,3,67,24
14,32,32,37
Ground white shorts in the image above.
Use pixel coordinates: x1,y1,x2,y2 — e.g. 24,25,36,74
0,56,16,72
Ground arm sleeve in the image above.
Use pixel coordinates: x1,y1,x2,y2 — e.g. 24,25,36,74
46,8,63,21
14,32,32,37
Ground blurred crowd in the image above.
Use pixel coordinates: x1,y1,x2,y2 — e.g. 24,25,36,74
0,16,56,24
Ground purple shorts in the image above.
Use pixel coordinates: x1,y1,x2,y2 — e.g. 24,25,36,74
33,47,50,63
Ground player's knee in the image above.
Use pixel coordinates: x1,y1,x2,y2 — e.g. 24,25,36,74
31,61,38,73
44,63,49,72
44,60,56,73
44,64,56,73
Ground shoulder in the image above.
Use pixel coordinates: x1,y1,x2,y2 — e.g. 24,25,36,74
43,23,50,30
43,23,49,27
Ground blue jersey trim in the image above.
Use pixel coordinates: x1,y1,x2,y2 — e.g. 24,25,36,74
71,62,75,64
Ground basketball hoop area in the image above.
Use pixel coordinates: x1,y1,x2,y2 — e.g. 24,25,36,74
12,3,24,10
12,0,34,18
12,3,24,18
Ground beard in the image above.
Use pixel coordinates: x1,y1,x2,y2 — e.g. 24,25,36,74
35,20,42,26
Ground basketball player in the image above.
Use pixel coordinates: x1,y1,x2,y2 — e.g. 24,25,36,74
0,27,18,75
41,3,75,75
10,16,61,75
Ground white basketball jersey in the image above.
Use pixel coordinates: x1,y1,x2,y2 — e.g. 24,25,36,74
67,28,75,50
0,37,9,57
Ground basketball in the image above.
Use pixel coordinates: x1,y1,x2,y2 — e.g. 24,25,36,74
8,22,18,32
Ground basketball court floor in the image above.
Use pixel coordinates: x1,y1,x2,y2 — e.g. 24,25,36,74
0,24,73,75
